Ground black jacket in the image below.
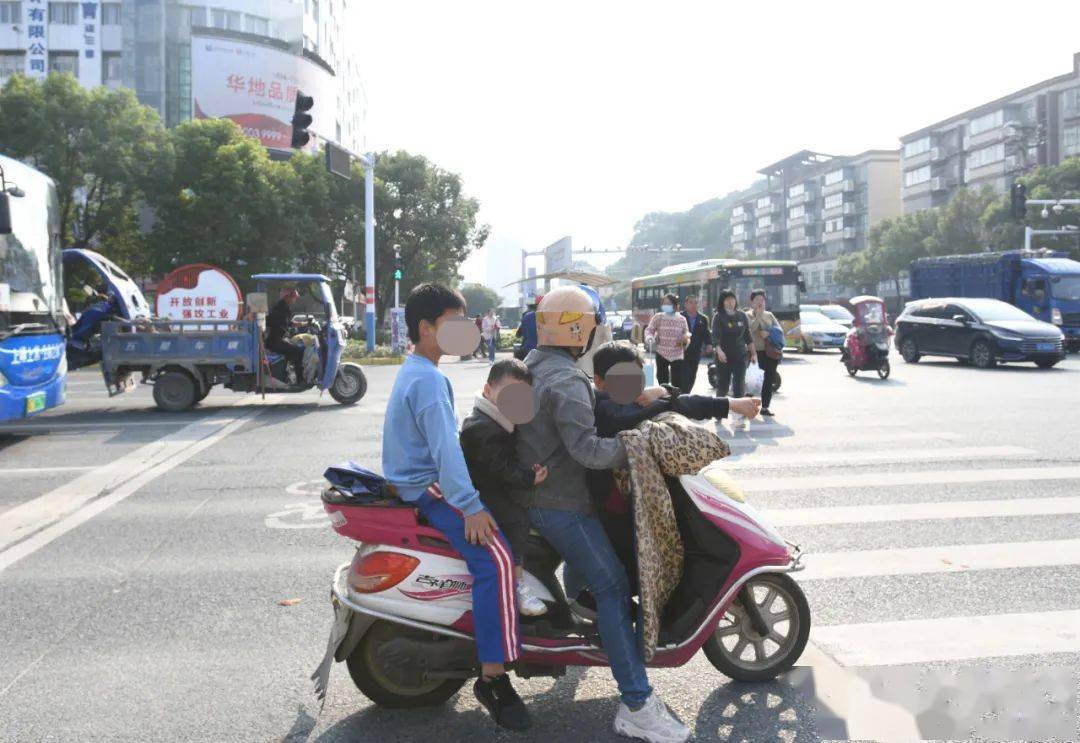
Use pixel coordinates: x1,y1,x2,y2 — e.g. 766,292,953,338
266,298,292,344
459,408,535,504
681,311,711,357
594,385,730,438
711,309,752,361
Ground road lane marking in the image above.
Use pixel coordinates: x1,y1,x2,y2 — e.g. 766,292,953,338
811,609,1080,667
725,445,1032,468
0,466,97,475
740,465,1080,492
0,421,194,432
797,538,1080,581
766,495,1080,527
0,401,272,573
724,430,965,452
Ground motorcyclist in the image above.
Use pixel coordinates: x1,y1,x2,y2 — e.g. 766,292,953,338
68,285,119,351
265,287,305,384
515,285,691,743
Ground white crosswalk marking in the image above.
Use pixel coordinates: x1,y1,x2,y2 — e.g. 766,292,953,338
811,610,1080,667
734,432,1080,676
798,538,1080,581
724,444,1033,468
766,495,1080,526
741,465,1080,492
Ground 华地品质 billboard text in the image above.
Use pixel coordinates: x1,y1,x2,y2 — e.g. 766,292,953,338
191,36,336,151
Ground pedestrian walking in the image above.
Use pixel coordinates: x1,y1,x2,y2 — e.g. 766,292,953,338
644,294,690,387
748,289,781,416
711,289,754,397
481,309,500,363
472,314,485,359
679,296,710,393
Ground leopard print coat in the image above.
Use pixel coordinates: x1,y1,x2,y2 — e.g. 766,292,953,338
615,412,730,659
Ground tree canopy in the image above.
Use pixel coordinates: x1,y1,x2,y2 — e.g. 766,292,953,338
1,74,487,310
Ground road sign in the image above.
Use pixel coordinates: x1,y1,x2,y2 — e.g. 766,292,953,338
544,236,572,274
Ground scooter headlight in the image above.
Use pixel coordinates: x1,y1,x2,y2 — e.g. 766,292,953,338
349,550,420,593
1051,308,1063,325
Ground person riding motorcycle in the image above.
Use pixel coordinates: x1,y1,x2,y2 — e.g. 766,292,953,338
265,287,305,384
515,285,692,743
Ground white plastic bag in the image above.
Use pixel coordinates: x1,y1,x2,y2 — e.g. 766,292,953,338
744,362,765,396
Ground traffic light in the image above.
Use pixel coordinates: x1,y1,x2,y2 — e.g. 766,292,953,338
1010,182,1027,220
290,92,314,149
393,253,403,281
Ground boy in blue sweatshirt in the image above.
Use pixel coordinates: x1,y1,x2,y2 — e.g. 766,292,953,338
382,283,530,731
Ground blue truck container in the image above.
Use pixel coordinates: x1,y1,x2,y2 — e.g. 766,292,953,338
909,250,1080,351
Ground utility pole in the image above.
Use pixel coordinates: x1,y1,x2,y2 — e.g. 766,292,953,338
360,153,376,352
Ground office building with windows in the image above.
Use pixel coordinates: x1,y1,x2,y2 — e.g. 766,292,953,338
729,149,901,301
0,0,362,154
900,51,1080,214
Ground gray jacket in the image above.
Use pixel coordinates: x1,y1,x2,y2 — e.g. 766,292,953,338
515,346,628,514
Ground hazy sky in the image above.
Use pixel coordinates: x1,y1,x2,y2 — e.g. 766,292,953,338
354,1,1080,291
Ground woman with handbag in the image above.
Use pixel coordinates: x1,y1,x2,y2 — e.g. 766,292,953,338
748,289,782,417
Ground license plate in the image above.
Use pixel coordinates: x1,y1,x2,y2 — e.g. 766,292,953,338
1036,343,1055,352
25,391,46,415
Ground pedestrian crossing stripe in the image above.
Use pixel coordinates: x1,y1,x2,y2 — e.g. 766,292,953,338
811,609,1080,667
739,465,1080,492
724,445,1033,469
765,495,1080,527
796,538,1080,581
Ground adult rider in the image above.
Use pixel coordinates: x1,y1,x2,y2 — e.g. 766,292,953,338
514,286,691,743
265,287,305,384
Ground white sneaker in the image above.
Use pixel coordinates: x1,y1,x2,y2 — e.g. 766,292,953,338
517,580,547,616
613,692,690,743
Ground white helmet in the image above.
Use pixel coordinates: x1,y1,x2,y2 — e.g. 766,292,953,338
536,286,599,350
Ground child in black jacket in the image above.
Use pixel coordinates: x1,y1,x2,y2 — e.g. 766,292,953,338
460,359,548,616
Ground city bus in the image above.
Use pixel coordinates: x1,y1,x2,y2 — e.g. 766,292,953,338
630,258,804,345
0,154,67,421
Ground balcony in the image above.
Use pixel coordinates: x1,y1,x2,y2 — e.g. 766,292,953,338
787,188,815,206
755,202,781,215
930,146,957,163
789,235,810,249
930,176,958,192
823,178,855,195
787,214,807,227
963,127,1006,151
822,227,856,243
902,148,932,169
731,209,750,224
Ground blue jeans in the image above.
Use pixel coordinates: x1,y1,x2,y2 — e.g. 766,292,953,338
527,507,652,708
488,336,497,362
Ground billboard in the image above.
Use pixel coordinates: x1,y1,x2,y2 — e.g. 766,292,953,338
544,236,572,274
191,35,336,152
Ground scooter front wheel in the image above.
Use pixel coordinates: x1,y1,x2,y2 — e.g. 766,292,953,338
704,573,810,683
345,620,466,708
877,359,890,379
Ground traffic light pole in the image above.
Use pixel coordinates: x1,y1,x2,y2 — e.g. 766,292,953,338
361,153,376,353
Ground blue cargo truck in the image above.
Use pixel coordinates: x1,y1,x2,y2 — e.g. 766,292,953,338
909,249,1080,351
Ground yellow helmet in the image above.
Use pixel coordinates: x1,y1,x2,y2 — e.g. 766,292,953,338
536,286,598,350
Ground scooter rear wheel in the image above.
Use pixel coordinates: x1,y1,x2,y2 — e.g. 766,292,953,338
704,573,810,683
345,620,466,708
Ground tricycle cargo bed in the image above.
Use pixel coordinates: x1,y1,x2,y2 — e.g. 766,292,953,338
100,320,257,375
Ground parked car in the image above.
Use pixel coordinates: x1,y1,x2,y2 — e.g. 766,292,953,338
793,311,848,352
894,297,1065,369
801,303,854,328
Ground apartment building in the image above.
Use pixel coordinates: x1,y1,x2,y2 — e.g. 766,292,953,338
729,149,901,301
900,51,1080,213
0,0,362,154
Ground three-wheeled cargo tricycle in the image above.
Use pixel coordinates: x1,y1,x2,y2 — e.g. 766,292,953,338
89,271,367,411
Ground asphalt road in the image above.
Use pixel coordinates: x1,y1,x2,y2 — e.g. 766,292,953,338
1,349,1078,742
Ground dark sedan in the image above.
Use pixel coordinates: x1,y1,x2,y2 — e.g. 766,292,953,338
895,298,1066,369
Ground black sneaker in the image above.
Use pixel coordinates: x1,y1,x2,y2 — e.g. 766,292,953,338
474,674,532,731
761,408,775,417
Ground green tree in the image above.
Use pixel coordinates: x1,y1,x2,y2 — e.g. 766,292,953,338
924,186,998,256
142,118,297,284
0,73,167,268
459,283,502,316
365,151,488,325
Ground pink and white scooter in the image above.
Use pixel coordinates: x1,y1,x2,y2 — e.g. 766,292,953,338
312,464,809,708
